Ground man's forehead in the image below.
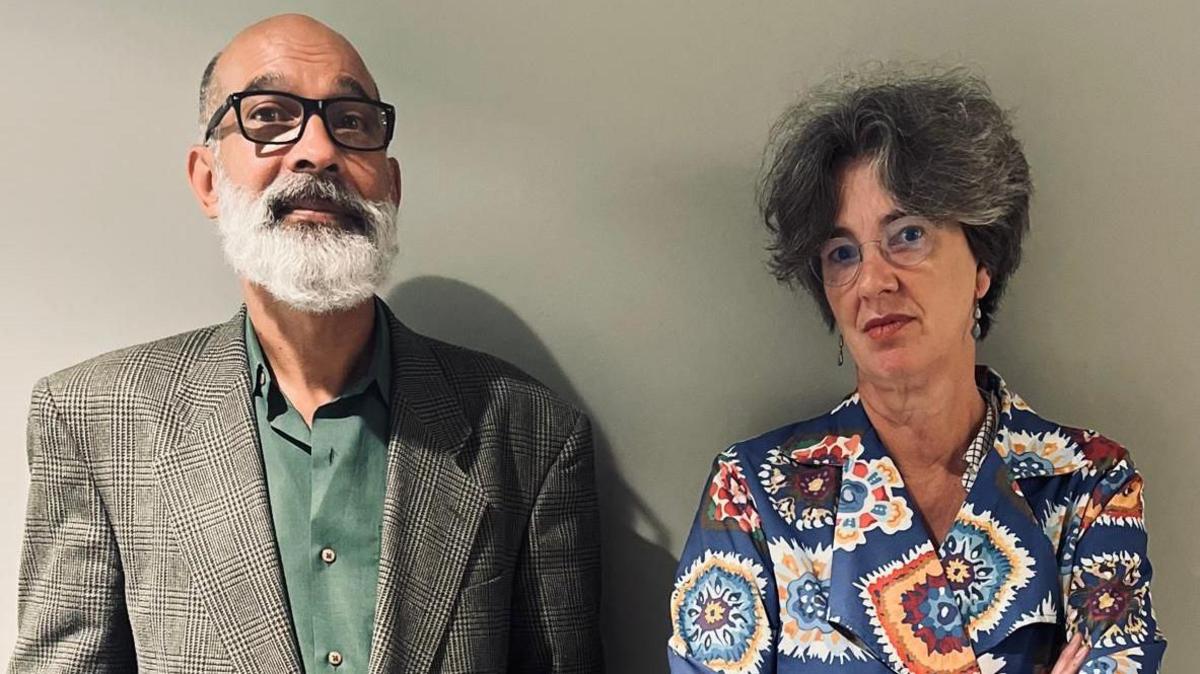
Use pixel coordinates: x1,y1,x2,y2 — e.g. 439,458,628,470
241,71,373,99
216,15,379,99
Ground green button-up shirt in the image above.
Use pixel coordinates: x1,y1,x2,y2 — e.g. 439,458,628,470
245,302,391,673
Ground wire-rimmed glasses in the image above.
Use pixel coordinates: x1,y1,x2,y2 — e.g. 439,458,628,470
813,215,939,287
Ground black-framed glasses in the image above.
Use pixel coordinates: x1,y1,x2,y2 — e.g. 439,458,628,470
204,90,396,151
812,215,939,287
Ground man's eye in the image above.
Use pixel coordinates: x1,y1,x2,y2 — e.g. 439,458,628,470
248,105,294,123
332,113,364,130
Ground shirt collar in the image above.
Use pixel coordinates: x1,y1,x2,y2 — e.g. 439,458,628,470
244,297,393,407
960,386,998,492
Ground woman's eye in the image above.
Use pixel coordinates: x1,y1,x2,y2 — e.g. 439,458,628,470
827,244,859,264
893,225,925,246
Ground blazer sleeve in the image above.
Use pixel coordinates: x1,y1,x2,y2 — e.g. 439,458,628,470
508,410,604,673
1066,442,1167,672
667,445,777,674
9,378,137,673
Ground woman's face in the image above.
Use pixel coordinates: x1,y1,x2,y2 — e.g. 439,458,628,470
823,160,991,383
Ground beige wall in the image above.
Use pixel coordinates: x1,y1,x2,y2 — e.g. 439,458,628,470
2,1,1196,670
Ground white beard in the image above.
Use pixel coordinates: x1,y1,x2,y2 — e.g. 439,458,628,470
213,169,399,314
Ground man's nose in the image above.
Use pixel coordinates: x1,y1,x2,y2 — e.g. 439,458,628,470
285,113,341,175
855,242,900,297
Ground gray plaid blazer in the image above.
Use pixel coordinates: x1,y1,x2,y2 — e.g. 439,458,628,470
10,304,603,673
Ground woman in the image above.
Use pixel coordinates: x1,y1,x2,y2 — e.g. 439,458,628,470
668,68,1165,674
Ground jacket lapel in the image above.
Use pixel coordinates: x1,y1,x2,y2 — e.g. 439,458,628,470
153,309,301,673
818,371,1073,672
368,306,484,674
817,399,981,674
944,448,1060,653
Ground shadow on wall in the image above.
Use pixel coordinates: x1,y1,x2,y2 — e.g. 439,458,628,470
386,276,678,674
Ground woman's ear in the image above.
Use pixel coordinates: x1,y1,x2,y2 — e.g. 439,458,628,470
975,264,992,300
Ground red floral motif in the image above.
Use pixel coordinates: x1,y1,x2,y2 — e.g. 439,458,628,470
1069,429,1127,473
706,458,763,537
789,434,862,465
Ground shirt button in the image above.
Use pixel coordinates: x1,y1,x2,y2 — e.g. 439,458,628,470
321,547,337,564
327,650,343,666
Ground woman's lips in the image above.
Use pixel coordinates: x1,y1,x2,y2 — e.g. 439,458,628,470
863,315,914,340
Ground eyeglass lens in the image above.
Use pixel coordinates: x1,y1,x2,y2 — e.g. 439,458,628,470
237,93,389,149
814,216,936,286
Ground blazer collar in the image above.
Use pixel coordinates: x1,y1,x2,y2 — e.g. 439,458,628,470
783,367,1066,672
366,302,486,674
157,301,483,674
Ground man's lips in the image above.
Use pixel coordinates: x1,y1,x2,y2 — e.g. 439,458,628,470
277,198,352,218
862,314,915,339
272,198,364,231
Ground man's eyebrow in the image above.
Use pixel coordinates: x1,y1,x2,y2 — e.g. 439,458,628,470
334,75,375,100
239,73,375,99
241,72,287,93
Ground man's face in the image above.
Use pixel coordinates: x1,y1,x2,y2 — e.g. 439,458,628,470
188,16,402,313
206,17,399,216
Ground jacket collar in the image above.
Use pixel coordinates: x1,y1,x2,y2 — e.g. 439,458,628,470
156,300,483,674
783,366,1068,672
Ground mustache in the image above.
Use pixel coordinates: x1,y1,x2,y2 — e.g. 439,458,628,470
264,175,370,229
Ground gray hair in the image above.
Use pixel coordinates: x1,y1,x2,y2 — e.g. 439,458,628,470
757,65,1032,339
198,51,222,142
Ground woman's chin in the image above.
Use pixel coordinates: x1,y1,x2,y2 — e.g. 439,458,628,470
855,347,929,382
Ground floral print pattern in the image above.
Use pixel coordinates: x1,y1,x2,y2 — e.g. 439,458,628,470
769,539,869,663
670,367,1164,673
669,551,770,674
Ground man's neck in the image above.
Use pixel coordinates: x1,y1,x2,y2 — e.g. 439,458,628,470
243,281,376,425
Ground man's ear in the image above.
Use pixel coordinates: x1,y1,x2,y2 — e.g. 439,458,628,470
187,144,221,219
388,156,402,208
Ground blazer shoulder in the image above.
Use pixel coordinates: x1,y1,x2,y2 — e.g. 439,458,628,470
416,333,583,422
39,320,228,411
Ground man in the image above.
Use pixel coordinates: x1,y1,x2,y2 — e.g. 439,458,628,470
10,14,602,673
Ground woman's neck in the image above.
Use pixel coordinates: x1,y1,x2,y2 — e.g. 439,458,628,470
857,361,985,474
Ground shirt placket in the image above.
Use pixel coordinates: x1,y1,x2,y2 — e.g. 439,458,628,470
310,412,351,671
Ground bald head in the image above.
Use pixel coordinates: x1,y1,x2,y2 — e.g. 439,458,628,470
198,14,379,132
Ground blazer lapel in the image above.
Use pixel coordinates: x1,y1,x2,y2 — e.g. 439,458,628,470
368,306,484,674
153,309,301,673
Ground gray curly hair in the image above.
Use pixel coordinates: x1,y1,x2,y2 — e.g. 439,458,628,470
758,65,1032,339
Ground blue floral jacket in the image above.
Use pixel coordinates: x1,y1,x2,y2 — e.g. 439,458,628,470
668,368,1165,673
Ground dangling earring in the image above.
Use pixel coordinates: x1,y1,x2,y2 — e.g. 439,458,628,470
837,333,845,367
971,304,983,340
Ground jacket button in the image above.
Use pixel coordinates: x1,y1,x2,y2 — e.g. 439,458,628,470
327,650,343,666
321,547,337,564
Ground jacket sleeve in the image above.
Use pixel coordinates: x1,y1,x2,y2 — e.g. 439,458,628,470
509,411,604,673
667,445,777,674
9,378,137,672
1065,440,1167,672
